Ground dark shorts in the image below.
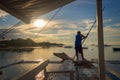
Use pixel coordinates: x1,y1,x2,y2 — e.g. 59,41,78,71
75,45,82,54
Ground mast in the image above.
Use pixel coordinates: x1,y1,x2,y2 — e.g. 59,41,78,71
96,0,105,80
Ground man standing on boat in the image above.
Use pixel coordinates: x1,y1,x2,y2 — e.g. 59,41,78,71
75,31,86,62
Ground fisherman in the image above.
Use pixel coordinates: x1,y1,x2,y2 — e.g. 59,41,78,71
75,31,86,62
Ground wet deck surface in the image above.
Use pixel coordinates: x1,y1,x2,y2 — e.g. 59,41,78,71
0,59,115,80
74,61,99,80
46,60,99,80
45,60,116,80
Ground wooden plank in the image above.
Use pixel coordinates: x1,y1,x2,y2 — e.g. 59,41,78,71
53,52,72,61
47,70,74,73
17,59,49,80
48,61,63,63
46,63,74,72
46,62,75,80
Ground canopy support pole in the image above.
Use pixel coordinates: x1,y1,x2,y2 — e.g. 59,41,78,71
96,0,105,80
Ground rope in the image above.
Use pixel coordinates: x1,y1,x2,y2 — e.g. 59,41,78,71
82,20,96,44
34,7,63,39
0,21,22,39
82,6,105,44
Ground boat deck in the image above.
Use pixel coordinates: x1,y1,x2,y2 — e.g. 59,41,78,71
0,59,116,80
1,52,119,80
43,52,116,80
44,60,99,80
44,60,118,80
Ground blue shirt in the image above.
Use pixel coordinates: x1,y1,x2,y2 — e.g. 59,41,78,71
75,34,82,46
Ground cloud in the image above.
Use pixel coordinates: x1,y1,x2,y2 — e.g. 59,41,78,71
8,20,75,43
1,17,119,45
0,10,8,17
108,42,120,45
102,25,120,45
33,19,96,43
104,26,120,37
113,23,120,27
75,0,95,4
6,19,94,40
81,19,94,24
0,10,9,22
103,19,112,23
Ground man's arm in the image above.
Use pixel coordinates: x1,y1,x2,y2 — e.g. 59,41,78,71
81,34,87,39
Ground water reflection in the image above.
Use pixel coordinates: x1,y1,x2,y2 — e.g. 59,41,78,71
0,46,120,65
0,51,5,57
0,46,120,80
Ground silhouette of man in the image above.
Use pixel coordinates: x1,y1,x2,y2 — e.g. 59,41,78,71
75,31,86,62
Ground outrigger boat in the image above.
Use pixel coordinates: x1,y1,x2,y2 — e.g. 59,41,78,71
113,47,120,52
0,0,119,80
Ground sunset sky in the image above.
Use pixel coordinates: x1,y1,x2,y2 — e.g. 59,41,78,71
0,0,120,46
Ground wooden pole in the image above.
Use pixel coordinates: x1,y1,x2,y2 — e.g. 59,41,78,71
96,0,105,80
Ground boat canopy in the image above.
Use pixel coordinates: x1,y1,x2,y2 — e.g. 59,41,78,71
0,0,74,23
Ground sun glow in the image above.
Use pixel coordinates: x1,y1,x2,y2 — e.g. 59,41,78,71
33,19,46,28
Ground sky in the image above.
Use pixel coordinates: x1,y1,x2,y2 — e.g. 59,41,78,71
0,0,120,46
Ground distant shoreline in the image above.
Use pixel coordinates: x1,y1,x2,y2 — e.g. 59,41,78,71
0,38,64,48
0,47,35,52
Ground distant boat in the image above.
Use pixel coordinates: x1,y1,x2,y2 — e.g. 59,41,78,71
113,48,120,52
56,45,63,47
92,44,111,47
82,47,88,49
104,44,111,47
64,46,73,48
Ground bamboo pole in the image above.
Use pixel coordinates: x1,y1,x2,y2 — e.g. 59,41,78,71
96,0,105,80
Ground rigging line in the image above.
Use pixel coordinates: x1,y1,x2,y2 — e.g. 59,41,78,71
0,21,20,36
82,20,96,44
34,6,63,39
82,6,106,44
0,21,22,38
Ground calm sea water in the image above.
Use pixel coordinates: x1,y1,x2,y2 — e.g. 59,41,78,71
0,46,120,80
